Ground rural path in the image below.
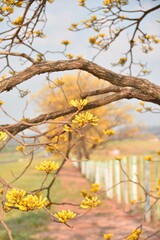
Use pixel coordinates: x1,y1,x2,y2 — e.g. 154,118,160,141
33,161,160,240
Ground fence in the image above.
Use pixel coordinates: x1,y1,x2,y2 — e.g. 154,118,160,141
73,155,160,222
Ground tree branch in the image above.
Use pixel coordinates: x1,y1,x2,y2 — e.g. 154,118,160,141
0,58,160,102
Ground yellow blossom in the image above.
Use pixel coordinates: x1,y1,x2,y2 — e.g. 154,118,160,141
21,117,30,122
103,129,115,136
0,18,4,22
53,134,67,142
119,57,127,65
80,196,101,209
72,112,98,127
0,100,4,106
34,30,45,38
61,40,70,45
90,183,100,193
104,233,114,240
126,229,142,240
46,145,58,152
78,0,86,6
115,156,122,161
16,145,26,152
99,33,106,38
55,78,65,86
139,101,144,106
80,190,91,198
144,155,152,161
0,131,7,142
15,1,24,7
2,5,14,13
63,124,73,132
69,99,88,110
5,188,26,207
103,0,111,5
136,108,142,113
18,194,47,211
120,14,126,20
91,137,103,143
66,53,74,59
0,188,3,194
69,23,78,30
130,199,136,205
89,36,97,45
12,16,23,25
36,161,59,174
90,15,97,22
54,210,76,223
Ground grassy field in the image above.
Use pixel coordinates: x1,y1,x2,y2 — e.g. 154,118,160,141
0,148,63,240
0,138,160,239
90,138,160,160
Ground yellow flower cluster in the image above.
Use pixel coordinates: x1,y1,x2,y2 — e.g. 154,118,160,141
1,5,14,13
0,100,4,106
55,78,65,86
89,33,105,46
61,40,70,45
66,53,74,59
104,233,114,240
0,1,23,20
54,210,76,223
33,30,46,38
130,199,136,205
63,125,73,132
12,16,23,25
21,117,30,122
68,22,79,31
118,57,127,66
0,188,4,194
0,131,7,142
103,0,128,5
36,161,59,174
144,155,152,161
126,229,142,240
103,129,115,136
136,108,142,113
16,145,26,152
46,144,58,153
72,112,98,127
91,137,103,143
115,156,122,161
90,183,100,193
78,0,86,6
69,99,88,110
80,196,101,209
53,134,67,143
5,188,47,211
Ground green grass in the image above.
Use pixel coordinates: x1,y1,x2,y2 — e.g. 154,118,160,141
0,211,48,240
90,138,160,160
0,150,64,240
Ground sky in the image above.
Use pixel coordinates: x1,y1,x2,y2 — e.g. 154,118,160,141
0,0,160,127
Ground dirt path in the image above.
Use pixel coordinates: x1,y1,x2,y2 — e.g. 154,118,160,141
33,161,160,240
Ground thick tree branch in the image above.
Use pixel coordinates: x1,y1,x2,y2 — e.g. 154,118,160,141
1,87,159,136
0,58,159,104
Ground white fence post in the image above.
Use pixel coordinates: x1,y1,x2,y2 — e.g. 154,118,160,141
114,160,121,202
144,160,151,222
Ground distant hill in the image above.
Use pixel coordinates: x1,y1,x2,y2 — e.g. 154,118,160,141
145,126,160,138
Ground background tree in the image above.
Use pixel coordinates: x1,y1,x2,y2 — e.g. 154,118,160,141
34,72,138,160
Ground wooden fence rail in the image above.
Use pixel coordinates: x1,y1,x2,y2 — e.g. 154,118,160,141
73,155,160,222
